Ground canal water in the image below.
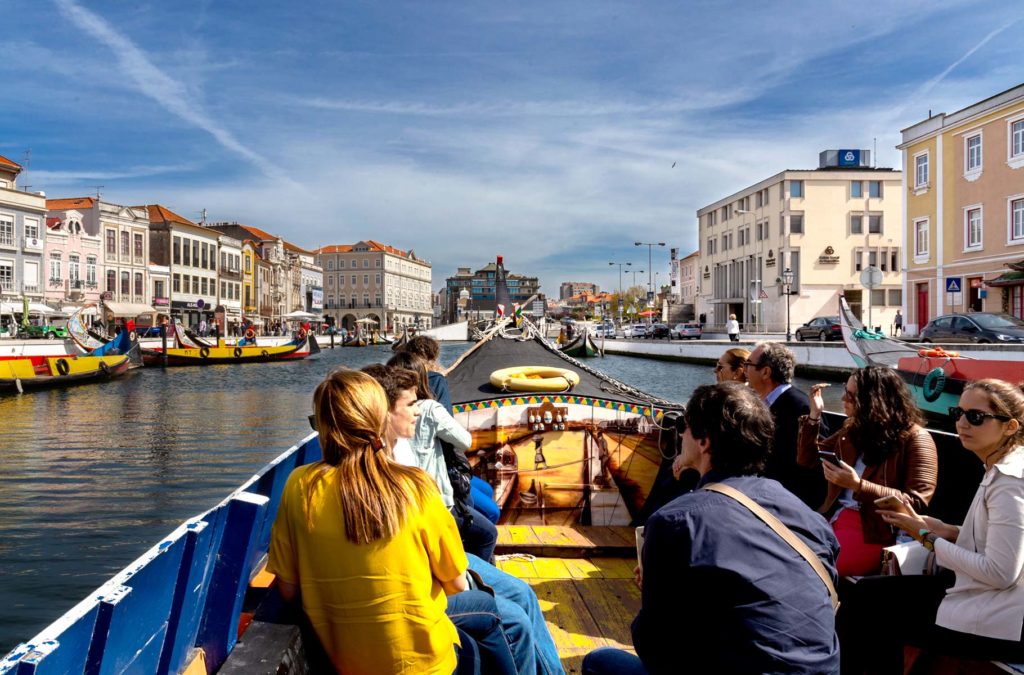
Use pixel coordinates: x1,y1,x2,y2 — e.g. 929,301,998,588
0,343,846,653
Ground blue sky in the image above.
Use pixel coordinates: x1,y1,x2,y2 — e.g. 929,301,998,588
3,1,1023,296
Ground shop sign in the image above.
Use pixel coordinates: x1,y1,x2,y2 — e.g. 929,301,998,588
817,246,840,264
171,300,209,310
153,296,170,306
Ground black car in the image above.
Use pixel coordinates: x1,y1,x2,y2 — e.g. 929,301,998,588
920,312,1024,344
647,323,671,339
794,316,842,341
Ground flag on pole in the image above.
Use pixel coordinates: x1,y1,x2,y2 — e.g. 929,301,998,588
513,304,522,326
496,303,505,319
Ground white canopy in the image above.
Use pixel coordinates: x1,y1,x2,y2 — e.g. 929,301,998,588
103,301,157,318
61,305,99,316
282,310,319,320
0,301,57,316
355,317,379,324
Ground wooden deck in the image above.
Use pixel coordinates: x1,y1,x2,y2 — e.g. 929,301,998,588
495,524,639,673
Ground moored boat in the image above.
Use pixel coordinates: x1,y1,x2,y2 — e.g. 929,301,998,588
559,326,602,358
0,327,139,393
839,296,1024,429
139,323,319,366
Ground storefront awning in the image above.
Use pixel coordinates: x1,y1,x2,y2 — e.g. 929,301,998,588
103,301,158,317
985,272,1024,287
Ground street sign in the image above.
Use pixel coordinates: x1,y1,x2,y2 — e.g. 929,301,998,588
945,277,962,293
758,288,768,299
860,266,883,289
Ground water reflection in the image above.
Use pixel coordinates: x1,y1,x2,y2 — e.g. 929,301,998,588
0,342,846,652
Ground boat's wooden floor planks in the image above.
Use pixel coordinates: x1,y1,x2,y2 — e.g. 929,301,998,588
496,555,639,674
495,523,636,558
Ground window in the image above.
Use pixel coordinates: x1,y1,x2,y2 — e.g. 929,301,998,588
854,248,863,272
790,214,804,234
201,243,208,269
192,276,199,294
851,181,862,198
338,260,345,268
789,180,803,198
134,272,143,297
375,273,381,284
86,256,97,285
851,214,863,234
134,233,143,260
327,259,334,270
915,153,929,188
173,273,181,293
192,241,199,267
0,261,12,288
890,248,899,272
363,274,369,285
220,281,226,297
375,259,381,267
210,247,216,271
106,229,116,255
201,278,208,295
120,231,129,257
245,255,251,273
363,259,369,268
351,274,357,285
1012,197,1024,242
914,219,929,257
869,250,878,268
1012,120,1024,159
154,280,165,299
327,275,333,287
966,207,983,249
870,289,886,306
120,271,130,296
49,254,61,281
24,217,39,239
0,214,13,246
173,236,181,265
182,239,190,267
868,181,882,198
888,289,902,306
966,133,982,173
69,255,80,282
869,215,883,234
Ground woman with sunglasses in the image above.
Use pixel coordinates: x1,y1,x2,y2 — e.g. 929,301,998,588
845,379,1024,671
796,365,938,576
714,347,749,383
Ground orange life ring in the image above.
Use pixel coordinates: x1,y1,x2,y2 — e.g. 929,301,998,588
297,328,308,340
244,327,256,340
918,348,960,358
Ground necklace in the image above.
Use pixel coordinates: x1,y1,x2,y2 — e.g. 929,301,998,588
983,442,1010,469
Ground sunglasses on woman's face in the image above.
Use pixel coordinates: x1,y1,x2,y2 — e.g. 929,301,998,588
948,406,1011,426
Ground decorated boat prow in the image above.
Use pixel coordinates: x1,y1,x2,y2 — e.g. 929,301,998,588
447,317,683,527
839,295,1024,429
560,326,602,358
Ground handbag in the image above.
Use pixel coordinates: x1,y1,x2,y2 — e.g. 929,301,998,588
441,439,475,524
703,482,839,613
880,541,936,576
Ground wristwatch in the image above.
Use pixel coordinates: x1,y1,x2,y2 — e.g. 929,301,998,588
918,528,938,551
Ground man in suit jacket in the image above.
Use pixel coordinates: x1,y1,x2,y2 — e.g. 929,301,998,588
745,341,825,508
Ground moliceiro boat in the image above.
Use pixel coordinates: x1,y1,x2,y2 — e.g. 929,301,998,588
839,295,1024,430
139,322,319,366
559,326,602,358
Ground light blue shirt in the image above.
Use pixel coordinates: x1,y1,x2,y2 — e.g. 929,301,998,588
405,399,472,508
764,383,792,407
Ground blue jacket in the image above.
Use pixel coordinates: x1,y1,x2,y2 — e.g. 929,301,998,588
632,472,840,674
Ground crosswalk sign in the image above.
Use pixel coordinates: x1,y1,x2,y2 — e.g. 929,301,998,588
759,288,769,299
945,277,962,293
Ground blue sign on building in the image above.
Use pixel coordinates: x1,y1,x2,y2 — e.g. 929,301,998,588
945,277,963,293
837,149,861,166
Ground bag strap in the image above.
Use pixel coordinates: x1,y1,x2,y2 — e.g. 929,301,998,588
703,482,839,612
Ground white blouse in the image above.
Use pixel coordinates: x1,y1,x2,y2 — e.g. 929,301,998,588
935,445,1024,642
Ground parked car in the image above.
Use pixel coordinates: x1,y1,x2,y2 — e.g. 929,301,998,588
671,323,703,340
647,323,671,339
139,326,164,337
16,324,69,340
623,323,646,339
794,316,842,341
595,321,616,338
920,312,1024,344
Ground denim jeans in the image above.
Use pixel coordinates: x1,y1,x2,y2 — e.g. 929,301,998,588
447,589,517,675
453,626,480,675
456,507,498,563
468,554,565,675
581,647,648,675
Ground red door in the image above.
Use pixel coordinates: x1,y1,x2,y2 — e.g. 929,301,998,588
916,283,930,330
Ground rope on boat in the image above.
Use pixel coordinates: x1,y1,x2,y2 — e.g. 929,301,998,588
494,553,537,563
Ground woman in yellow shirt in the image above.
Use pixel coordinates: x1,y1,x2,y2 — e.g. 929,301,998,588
268,368,505,674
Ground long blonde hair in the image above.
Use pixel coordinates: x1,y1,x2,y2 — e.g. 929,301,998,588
307,368,436,544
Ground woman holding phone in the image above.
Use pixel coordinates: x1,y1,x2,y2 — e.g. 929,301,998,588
848,378,1024,670
796,366,938,575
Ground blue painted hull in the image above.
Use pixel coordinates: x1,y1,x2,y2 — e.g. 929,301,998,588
0,433,322,675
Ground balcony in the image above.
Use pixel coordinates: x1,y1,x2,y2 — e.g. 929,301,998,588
23,236,43,252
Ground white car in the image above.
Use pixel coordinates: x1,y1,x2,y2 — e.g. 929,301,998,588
623,323,647,338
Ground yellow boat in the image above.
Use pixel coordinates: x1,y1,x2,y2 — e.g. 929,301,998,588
0,353,133,392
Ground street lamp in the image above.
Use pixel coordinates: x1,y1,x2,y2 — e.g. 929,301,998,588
630,269,645,288
608,261,631,326
634,242,665,308
782,267,795,342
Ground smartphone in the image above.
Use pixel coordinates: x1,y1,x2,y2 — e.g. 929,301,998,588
874,495,910,514
818,450,842,466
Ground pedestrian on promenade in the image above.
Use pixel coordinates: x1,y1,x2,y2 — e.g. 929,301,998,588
726,313,740,342
893,310,904,337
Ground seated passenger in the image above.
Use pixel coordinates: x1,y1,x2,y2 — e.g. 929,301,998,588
844,379,1024,672
365,363,565,675
797,366,938,575
714,346,749,384
267,368,512,674
583,382,839,674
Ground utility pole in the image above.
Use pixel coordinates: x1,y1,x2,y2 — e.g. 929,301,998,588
634,242,665,322
608,261,631,326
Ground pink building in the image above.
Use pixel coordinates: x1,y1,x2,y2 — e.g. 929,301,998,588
45,198,102,314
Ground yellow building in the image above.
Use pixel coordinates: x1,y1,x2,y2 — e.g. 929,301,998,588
696,151,903,335
241,240,257,321
899,83,1024,334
